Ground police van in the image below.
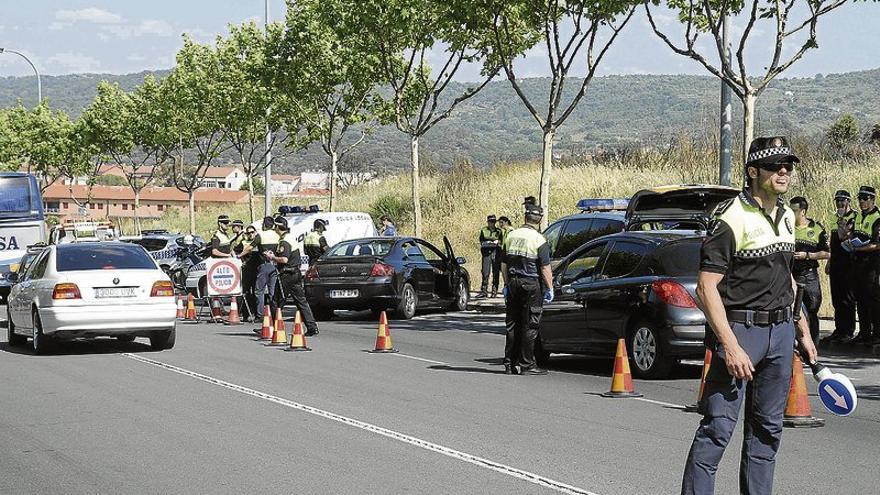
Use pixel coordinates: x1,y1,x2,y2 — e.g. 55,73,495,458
121,230,206,271
184,207,378,297
0,173,46,304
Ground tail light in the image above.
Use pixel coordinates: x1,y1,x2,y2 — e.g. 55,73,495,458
305,266,319,281
151,281,175,297
52,283,82,300
370,263,395,277
652,280,697,309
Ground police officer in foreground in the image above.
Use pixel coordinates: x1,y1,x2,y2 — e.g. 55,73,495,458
240,216,281,322
476,214,502,299
304,219,329,265
789,196,829,344
823,190,858,344
269,216,319,336
845,186,880,345
681,137,817,495
210,215,233,258
500,199,554,376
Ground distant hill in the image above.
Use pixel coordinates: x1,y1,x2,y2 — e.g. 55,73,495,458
3,68,879,174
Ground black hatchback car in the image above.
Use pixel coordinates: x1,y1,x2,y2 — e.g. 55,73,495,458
538,230,706,379
304,236,470,320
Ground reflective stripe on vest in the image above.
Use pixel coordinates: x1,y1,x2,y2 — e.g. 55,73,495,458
795,219,824,248
503,227,545,259
213,230,231,247
719,196,795,257
854,209,880,240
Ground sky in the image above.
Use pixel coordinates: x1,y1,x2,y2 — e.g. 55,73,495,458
0,1,878,80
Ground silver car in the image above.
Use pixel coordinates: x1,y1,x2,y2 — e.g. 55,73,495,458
5,242,177,354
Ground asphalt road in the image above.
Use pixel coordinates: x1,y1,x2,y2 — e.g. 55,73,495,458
1,309,878,495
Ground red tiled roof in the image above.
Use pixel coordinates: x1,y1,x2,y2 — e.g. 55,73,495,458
272,174,300,181
43,184,249,203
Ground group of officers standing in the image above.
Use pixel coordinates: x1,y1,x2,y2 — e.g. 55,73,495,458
207,214,330,336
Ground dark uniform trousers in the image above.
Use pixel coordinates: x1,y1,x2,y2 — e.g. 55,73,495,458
853,259,880,339
278,270,318,334
682,320,795,495
830,260,857,337
794,269,822,343
480,249,500,293
254,261,277,320
504,276,542,369
240,261,259,321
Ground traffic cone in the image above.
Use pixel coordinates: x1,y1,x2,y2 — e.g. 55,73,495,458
258,306,273,341
267,308,288,346
684,348,713,413
285,311,311,352
210,298,225,323
369,311,397,353
226,298,241,325
175,296,185,320
783,353,825,428
602,338,642,398
184,293,197,322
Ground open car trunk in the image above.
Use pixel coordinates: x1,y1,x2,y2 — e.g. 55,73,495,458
625,184,740,231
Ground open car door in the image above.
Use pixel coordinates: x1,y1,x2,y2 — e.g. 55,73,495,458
443,236,463,297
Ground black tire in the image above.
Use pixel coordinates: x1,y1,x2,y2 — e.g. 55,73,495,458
7,308,26,347
31,310,53,355
395,282,417,320
370,307,385,319
115,335,136,343
313,306,334,321
150,328,176,351
628,321,674,379
448,279,469,312
534,336,550,367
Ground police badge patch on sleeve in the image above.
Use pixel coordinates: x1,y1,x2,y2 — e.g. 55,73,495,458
784,217,793,234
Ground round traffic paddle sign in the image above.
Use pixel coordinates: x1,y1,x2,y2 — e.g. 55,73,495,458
817,375,857,416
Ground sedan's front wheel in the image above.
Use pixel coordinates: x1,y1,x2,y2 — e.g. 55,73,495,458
32,310,53,355
395,282,417,320
629,322,673,379
448,279,469,312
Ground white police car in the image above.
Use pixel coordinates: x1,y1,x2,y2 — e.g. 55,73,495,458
121,230,206,272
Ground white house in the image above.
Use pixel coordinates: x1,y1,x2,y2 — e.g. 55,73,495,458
299,171,330,190
270,174,301,197
200,167,247,190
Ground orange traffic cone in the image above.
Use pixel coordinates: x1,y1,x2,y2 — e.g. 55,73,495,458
210,298,225,323
184,293,197,322
285,311,311,352
267,308,288,346
175,296,185,319
783,353,825,428
684,348,713,413
602,338,642,398
258,306,273,341
369,311,397,353
226,298,241,325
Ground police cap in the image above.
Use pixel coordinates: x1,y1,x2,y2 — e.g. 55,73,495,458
524,203,544,216
746,136,800,167
523,196,537,206
487,214,497,222
858,186,877,199
314,218,328,230
273,216,289,231
217,214,230,224
834,190,852,201
230,219,244,228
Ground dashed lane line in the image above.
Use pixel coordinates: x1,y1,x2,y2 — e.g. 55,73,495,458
122,353,600,495
387,352,449,365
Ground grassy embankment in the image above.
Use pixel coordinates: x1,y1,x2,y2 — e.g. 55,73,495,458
137,142,880,317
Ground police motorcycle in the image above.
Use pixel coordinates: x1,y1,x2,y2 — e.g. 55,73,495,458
166,235,211,292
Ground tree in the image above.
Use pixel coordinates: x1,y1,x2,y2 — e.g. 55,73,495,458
54,119,102,211
468,0,637,227
2,103,71,190
0,108,19,171
79,79,164,233
273,0,382,212
316,0,499,236
240,177,265,194
155,37,232,233
646,0,865,161
827,113,860,149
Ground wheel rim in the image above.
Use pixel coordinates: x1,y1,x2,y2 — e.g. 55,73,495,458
632,327,656,371
405,287,416,315
458,282,467,308
32,317,39,351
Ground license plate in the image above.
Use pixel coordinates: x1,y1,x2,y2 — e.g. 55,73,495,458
329,289,359,298
94,287,137,298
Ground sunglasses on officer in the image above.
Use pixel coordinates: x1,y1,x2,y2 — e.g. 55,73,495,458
758,161,795,173
245,229,256,236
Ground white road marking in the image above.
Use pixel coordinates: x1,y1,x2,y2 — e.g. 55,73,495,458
389,352,448,365
123,353,599,495
634,397,686,409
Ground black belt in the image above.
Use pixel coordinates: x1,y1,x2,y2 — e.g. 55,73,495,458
727,307,792,326
794,267,819,278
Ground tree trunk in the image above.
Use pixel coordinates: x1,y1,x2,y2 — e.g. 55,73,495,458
410,135,422,238
133,189,141,235
188,191,196,234
247,176,255,223
539,128,554,230
742,93,757,166
329,150,339,212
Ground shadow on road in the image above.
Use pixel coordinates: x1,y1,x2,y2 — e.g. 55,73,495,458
428,364,507,375
0,337,154,356
855,385,880,402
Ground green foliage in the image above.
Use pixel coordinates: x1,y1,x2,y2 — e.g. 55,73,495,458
94,175,128,186
827,113,861,149
240,177,265,194
369,194,411,227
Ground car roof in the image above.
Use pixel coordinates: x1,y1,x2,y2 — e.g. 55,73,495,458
591,229,704,245
551,210,626,224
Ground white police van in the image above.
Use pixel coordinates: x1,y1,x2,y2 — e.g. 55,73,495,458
121,230,206,271
184,207,378,297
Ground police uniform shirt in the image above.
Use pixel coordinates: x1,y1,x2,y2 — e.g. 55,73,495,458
480,226,501,250
853,206,880,266
830,210,857,266
254,229,281,261
793,219,829,275
276,234,302,272
304,231,328,260
211,229,232,257
230,232,246,255
700,191,796,311
502,225,551,278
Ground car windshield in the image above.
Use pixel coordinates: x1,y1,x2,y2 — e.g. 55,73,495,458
128,238,169,252
56,243,157,271
326,239,395,257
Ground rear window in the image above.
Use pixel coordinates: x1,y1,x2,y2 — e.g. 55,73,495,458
128,238,169,252
56,244,157,271
653,240,702,276
326,240,395,257
601,241,649,279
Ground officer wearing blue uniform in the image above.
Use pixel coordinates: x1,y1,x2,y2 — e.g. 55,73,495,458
823,190,858,343
240,216,281,321
790,196,830,344
845,185,880,345
681,137,818,495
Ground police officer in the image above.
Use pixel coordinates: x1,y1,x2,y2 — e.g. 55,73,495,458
790,196,829,344
380,215,397,237
845,185,880,345
500,199,554,376
270,216,319,336
681,136,817,495
476,215,502,299
823,190,858,344
210,215,233,258
240,216,281,322
238,225,259,322
229,220,246,256
304,219,329,265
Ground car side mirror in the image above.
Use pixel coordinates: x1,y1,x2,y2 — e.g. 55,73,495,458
455,256,466,265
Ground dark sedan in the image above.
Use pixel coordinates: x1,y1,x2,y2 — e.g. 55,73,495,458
304,236,470,320
537,230,706,378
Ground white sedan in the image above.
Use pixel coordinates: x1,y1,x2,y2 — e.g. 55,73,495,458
5,242,177,354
